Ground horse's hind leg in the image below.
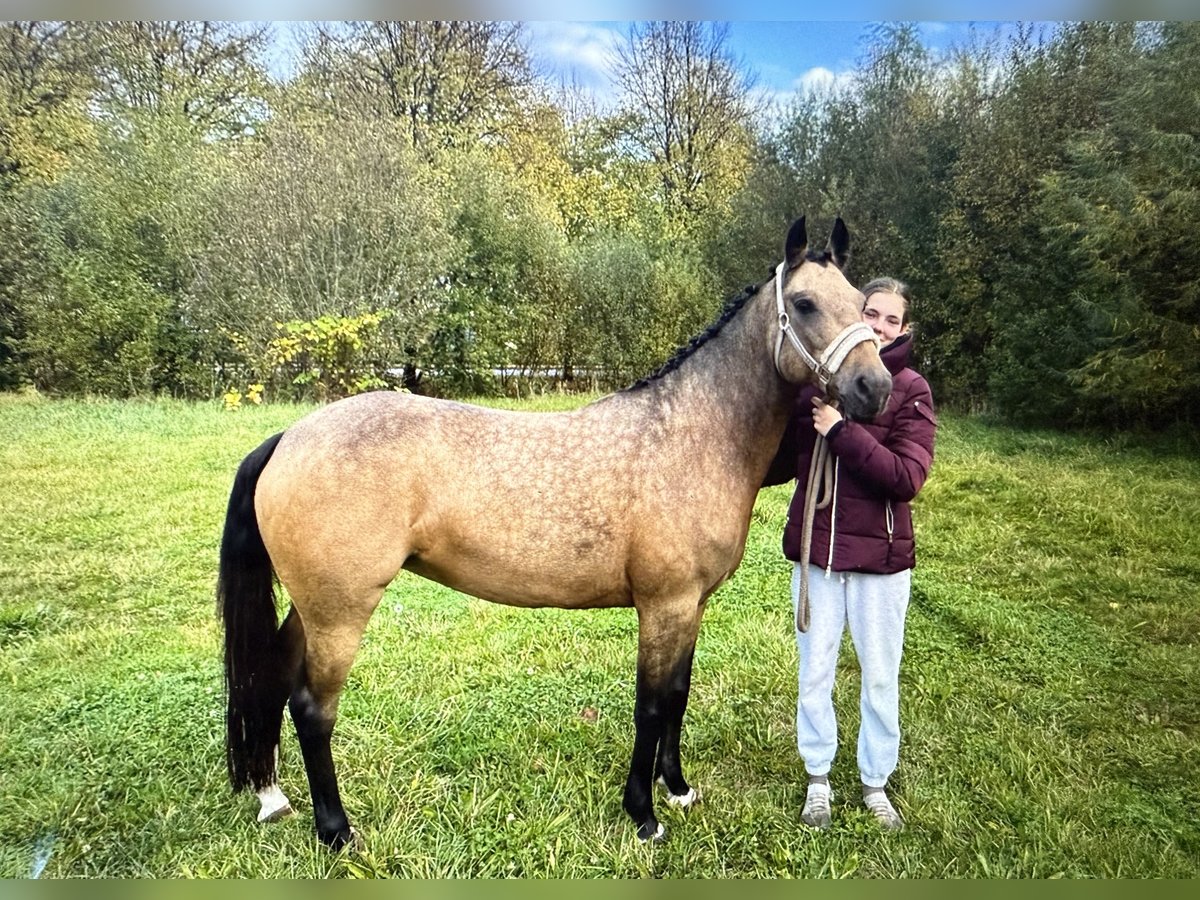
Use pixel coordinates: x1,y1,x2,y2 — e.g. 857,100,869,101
255,608,306,823
624,598,703,842
287,592,382,850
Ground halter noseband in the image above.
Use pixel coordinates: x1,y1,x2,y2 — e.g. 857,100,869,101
773,261,879,389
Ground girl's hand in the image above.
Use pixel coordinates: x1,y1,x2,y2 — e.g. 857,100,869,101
811,396,843,437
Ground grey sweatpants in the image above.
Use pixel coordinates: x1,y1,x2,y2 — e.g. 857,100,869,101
792,563,911,788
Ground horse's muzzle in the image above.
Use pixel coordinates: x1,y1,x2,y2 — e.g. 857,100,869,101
838,369,892,422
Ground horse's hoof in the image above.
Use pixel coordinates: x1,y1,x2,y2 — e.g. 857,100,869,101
319,825,358,851
656,776,701,809
258,802,294,823
666,786,700,809
256,785,294,823
637,820,666,843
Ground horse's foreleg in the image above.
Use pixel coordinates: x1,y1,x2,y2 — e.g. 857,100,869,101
624,599,702,842
624,668,668,841
654,643,700,809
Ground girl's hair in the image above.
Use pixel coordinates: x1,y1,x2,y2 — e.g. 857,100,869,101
861,277,913,327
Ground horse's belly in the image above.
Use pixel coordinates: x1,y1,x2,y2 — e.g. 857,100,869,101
403,551,632,610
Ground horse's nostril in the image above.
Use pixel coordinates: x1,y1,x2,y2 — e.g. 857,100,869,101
856,374,880,401
851,372,892,417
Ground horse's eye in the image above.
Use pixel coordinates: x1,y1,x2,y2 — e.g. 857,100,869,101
792,297,816,315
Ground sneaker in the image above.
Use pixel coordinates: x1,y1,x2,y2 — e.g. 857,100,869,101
863,788,904,832
801,781,832,829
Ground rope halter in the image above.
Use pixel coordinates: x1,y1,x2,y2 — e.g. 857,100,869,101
773,261,879,388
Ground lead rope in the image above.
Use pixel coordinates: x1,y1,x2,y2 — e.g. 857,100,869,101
796,403,837,632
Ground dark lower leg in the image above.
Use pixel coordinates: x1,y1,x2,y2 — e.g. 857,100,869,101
623,675,665,841
289,686,352,849
653,647,695,798
264,610,305,747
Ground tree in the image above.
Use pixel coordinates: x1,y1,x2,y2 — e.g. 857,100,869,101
17,107,222,396
738,24,959,381
185,113,456,398
293,21,534,150
609,21,759,226
839,24,949,281
2,22,272,396
0,21,98,388
1042,22,1200,428
82,21,272,139
0,21,97,182
961,22,1145,423
421,141,576,394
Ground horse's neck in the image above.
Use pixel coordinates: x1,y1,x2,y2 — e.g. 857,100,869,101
649,290,796,477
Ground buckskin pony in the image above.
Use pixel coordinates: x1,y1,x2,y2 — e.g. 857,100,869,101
217,216,891,848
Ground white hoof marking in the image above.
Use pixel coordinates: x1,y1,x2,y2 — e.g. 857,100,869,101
666,786,699,808
256,784,294,823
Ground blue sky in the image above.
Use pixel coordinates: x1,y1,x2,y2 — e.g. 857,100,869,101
259,19,1030,110
523,20,1006,107
20,1,1193,108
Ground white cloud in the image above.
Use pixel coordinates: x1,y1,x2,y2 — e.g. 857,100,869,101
794,66,856,95
524,21,624,94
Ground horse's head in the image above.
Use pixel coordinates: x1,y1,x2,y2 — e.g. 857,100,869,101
772,216,892,421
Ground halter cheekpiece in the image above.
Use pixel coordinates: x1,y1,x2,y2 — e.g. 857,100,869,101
773,261,879,387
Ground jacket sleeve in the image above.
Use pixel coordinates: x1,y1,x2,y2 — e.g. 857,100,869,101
826,376,936,502
761,388,819,487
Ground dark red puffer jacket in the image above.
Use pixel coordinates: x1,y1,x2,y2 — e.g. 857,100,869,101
767,334,937,574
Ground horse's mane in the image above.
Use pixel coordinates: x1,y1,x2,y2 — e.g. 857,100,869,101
623,280,762,392
624,247,832,393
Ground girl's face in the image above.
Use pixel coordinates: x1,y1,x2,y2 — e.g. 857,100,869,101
862,290,908,346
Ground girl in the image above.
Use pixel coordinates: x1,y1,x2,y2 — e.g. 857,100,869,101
767,277,936,831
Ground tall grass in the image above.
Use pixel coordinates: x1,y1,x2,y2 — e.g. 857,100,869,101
0,392,1196,877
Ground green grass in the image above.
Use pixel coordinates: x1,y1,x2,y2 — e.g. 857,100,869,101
0,391,1197,877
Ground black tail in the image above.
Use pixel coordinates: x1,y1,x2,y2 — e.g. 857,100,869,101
217,431,285,793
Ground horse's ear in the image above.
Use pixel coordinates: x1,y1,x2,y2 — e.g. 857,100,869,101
784,216,808,269
827,217,850,270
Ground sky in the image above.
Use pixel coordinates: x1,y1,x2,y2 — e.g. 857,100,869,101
13,0,1191,16
259,19,1047,110
520,20,1001,108
12,1,1195,109
265,20,957,103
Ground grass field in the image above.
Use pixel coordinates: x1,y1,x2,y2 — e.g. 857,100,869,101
0,391,1197,878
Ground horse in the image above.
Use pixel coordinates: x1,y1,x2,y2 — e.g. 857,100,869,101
217,216,892,849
